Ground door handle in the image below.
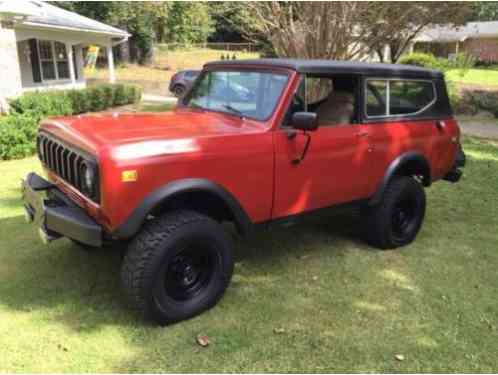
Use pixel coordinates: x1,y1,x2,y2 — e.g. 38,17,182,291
356,131,369,138
435,120,446,131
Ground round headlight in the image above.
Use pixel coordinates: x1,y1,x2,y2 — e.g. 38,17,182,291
81,162,95,195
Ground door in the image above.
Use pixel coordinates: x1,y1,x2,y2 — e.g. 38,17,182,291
360,78,442,194
272,75,372,219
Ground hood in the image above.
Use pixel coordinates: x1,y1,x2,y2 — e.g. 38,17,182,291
40,109,266,155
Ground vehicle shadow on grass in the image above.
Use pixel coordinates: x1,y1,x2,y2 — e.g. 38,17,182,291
232,209,371,265
0,208,370,332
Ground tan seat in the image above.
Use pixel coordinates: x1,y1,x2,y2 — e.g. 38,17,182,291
316,91,355,125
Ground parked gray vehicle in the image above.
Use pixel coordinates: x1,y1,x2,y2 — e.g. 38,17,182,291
169,70,200,97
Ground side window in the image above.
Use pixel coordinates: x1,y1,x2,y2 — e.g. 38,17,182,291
283,75,357,127
365,79,436,118
308,75,356,126
389,80,435,115
366,80,388,117
306,77,333,105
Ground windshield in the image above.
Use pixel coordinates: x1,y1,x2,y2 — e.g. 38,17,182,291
184,70,289,121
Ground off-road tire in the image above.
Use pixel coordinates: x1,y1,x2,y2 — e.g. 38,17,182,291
365,176,426,249
121,210,234,325
172,84,186,98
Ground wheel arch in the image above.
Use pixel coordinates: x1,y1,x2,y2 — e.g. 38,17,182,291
112,178,253,239
369,152,431,206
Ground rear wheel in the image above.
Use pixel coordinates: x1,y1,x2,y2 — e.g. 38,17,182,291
365,176,426,249
121,210,234,325
172,84,186,98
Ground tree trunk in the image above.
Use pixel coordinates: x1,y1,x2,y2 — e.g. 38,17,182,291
117,41,131,64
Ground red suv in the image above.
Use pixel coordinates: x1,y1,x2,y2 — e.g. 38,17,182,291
22,59,465,324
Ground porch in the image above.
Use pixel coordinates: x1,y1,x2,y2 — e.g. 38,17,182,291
14,27,123,92
0,0,129,99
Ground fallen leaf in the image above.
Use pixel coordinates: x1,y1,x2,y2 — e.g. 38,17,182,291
196,334,210,347
273,327,286,334
395,354,405,361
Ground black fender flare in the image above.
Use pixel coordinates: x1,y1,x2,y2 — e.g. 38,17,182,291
369,152,431,206
112,178,253,239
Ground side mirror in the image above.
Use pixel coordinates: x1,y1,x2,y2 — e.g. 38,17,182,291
291,112,318,131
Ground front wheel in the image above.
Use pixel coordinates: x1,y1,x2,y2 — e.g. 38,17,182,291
121,210,234,325
365,176,426,249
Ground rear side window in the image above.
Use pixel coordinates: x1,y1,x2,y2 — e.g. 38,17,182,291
365,79,436,117
366,80,387,117
389,80,435,115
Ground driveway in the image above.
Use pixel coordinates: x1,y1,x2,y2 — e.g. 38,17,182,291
457,116,498,140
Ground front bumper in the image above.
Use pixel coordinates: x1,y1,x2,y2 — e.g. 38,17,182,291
443,145,466,183
21,173,102,247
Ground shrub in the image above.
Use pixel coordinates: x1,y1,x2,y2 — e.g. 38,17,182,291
452,89,498,117
1,83,143,160
8,91,73,120
398,53,439,69
0,114,38,160
9,84,142,118
87,86,108,112
399,52,475,75
67,89,92,114
113,84,128,106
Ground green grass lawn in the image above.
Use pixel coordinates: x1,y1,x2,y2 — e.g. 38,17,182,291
135,102,176,112
446,68,498,87
1,137,497,372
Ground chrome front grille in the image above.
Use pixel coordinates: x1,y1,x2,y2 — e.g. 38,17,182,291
37,133,90,198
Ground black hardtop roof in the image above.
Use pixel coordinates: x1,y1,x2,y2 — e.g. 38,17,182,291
204,58,443,79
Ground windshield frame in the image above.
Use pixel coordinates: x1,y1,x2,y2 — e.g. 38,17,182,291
181,67,291,122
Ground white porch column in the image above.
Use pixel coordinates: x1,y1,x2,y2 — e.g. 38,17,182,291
408,42,415,54
107,44,115,83
383,44,390,62
66,42,76,87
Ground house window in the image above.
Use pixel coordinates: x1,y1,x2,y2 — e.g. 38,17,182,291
37,40,70,81
54,42,70,79
38,40,56,80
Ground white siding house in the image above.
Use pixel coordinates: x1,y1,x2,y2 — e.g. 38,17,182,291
0,0,129,112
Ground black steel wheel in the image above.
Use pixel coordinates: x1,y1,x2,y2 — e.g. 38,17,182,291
164,245,218,301
121,210,234,325
365,176,426,249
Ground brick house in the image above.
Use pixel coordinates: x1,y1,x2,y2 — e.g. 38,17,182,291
414,21,498,62
0,1,129,112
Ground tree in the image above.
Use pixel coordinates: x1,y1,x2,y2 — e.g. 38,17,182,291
365,2,472,63
53,2,170,65
220,2,472,63
166,2,214,44
208,2,247,43
471,2,498,21
220,2,420,60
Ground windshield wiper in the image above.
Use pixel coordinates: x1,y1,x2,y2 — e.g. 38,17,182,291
222,104,244,119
